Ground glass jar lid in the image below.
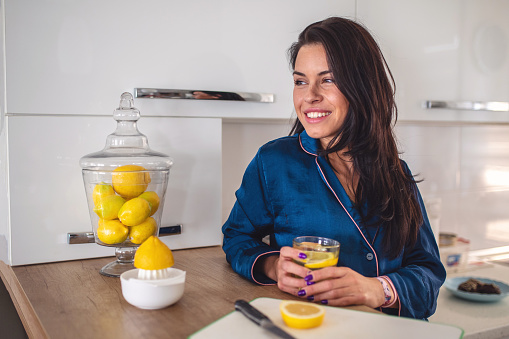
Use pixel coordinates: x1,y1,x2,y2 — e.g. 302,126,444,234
80,92,173,171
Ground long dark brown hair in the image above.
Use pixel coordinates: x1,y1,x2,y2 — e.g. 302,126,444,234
289,17,422,258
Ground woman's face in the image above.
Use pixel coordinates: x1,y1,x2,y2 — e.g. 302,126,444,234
293,44,349,148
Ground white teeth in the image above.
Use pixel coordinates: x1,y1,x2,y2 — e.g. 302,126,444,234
306,111,331,118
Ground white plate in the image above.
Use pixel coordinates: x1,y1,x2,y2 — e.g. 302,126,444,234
444,277,509,302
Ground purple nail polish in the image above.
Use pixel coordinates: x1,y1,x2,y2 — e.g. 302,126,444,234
306,280,315,286
307,295,314,301
321,299,328,305
298,252,307,259
298,289,306,297
304,274,313,281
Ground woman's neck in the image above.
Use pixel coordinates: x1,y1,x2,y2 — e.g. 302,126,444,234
327,151,358,203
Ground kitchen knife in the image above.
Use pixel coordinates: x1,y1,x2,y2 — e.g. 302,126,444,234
234,299,296,339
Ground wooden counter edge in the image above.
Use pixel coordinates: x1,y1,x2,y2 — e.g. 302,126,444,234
0,260,49,339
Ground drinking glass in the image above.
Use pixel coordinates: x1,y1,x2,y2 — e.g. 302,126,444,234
293,236,340,270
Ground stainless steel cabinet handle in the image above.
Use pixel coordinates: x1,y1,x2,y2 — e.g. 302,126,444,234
423,100,509,112
135,88,274,103
67,232,95,244
67,225,182,244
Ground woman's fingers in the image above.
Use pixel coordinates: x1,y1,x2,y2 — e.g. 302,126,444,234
276,246,313,293
279,246,304,260
295,267,384,308
278,246,311,278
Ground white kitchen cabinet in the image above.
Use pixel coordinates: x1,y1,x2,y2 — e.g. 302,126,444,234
357,0,509,123
5,0,356,120
4,115,222,265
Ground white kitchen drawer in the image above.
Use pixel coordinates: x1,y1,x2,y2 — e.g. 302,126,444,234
4,0,355,120
4,115,222,265
357,0,509,123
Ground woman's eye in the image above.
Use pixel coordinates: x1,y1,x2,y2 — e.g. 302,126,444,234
323,78,335,84
294,79,306,86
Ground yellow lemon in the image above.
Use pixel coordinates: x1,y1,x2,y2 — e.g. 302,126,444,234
92,183,115,206
112,165,151,199
139,191,160,216
93,195,126,220
97,219,129,244
280,300,325,329
118,197,151,226
302,252,338,269
129,217,157,244
134,236,174,270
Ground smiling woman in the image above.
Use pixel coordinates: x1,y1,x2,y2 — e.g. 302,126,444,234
292,44,350,148
222,17,445,320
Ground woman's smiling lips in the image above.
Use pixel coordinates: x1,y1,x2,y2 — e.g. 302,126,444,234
304,109,331,122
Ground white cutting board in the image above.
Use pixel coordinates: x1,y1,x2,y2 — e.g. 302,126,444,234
189,297,463,339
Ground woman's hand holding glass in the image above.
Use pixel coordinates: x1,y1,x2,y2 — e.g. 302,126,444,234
271,246,388,309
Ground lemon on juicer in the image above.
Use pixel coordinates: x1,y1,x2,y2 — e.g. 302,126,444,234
112,165,151,199
134,236,174,279
118,197,151,226
129,217,157,244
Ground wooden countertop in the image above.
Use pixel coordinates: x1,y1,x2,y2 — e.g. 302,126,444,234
0,246,376,339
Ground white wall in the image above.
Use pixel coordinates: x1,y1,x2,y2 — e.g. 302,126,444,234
222,120,292,222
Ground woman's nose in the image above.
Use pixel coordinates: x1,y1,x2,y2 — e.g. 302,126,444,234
304,84,322,103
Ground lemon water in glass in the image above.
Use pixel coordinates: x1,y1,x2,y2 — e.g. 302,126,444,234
293,236,340,270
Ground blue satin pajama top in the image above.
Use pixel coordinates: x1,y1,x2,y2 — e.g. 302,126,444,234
222,130,446,319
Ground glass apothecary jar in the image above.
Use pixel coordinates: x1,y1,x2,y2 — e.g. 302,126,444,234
80,92,173,277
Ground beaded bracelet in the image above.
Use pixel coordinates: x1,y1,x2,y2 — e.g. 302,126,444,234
376,277,393,308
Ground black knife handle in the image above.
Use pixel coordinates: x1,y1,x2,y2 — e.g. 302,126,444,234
234,299,270,325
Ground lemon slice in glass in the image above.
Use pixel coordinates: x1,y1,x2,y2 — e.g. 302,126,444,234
302,251,338,269
280,300,325,329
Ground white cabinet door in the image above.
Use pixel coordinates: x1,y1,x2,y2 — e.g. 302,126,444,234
357,0,509,123
7,115,222,265
5,0,356,120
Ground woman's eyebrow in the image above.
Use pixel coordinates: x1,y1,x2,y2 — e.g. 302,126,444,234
293,70,332,76
318,70,332,76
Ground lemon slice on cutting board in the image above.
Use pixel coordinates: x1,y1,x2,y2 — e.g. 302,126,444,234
280,300,325,329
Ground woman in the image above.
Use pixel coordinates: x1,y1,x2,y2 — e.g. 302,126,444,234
222,17,445,319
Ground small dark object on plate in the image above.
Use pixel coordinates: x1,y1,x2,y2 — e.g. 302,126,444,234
458,278,481,292
458,278,501,294
478,283,501,294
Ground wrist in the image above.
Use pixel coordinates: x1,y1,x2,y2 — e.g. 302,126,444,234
257,255,279,281
376,276,396,308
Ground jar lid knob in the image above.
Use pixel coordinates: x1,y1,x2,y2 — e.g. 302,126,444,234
113,92,140,121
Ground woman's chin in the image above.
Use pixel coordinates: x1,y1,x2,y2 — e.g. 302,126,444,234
304,129,327,140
